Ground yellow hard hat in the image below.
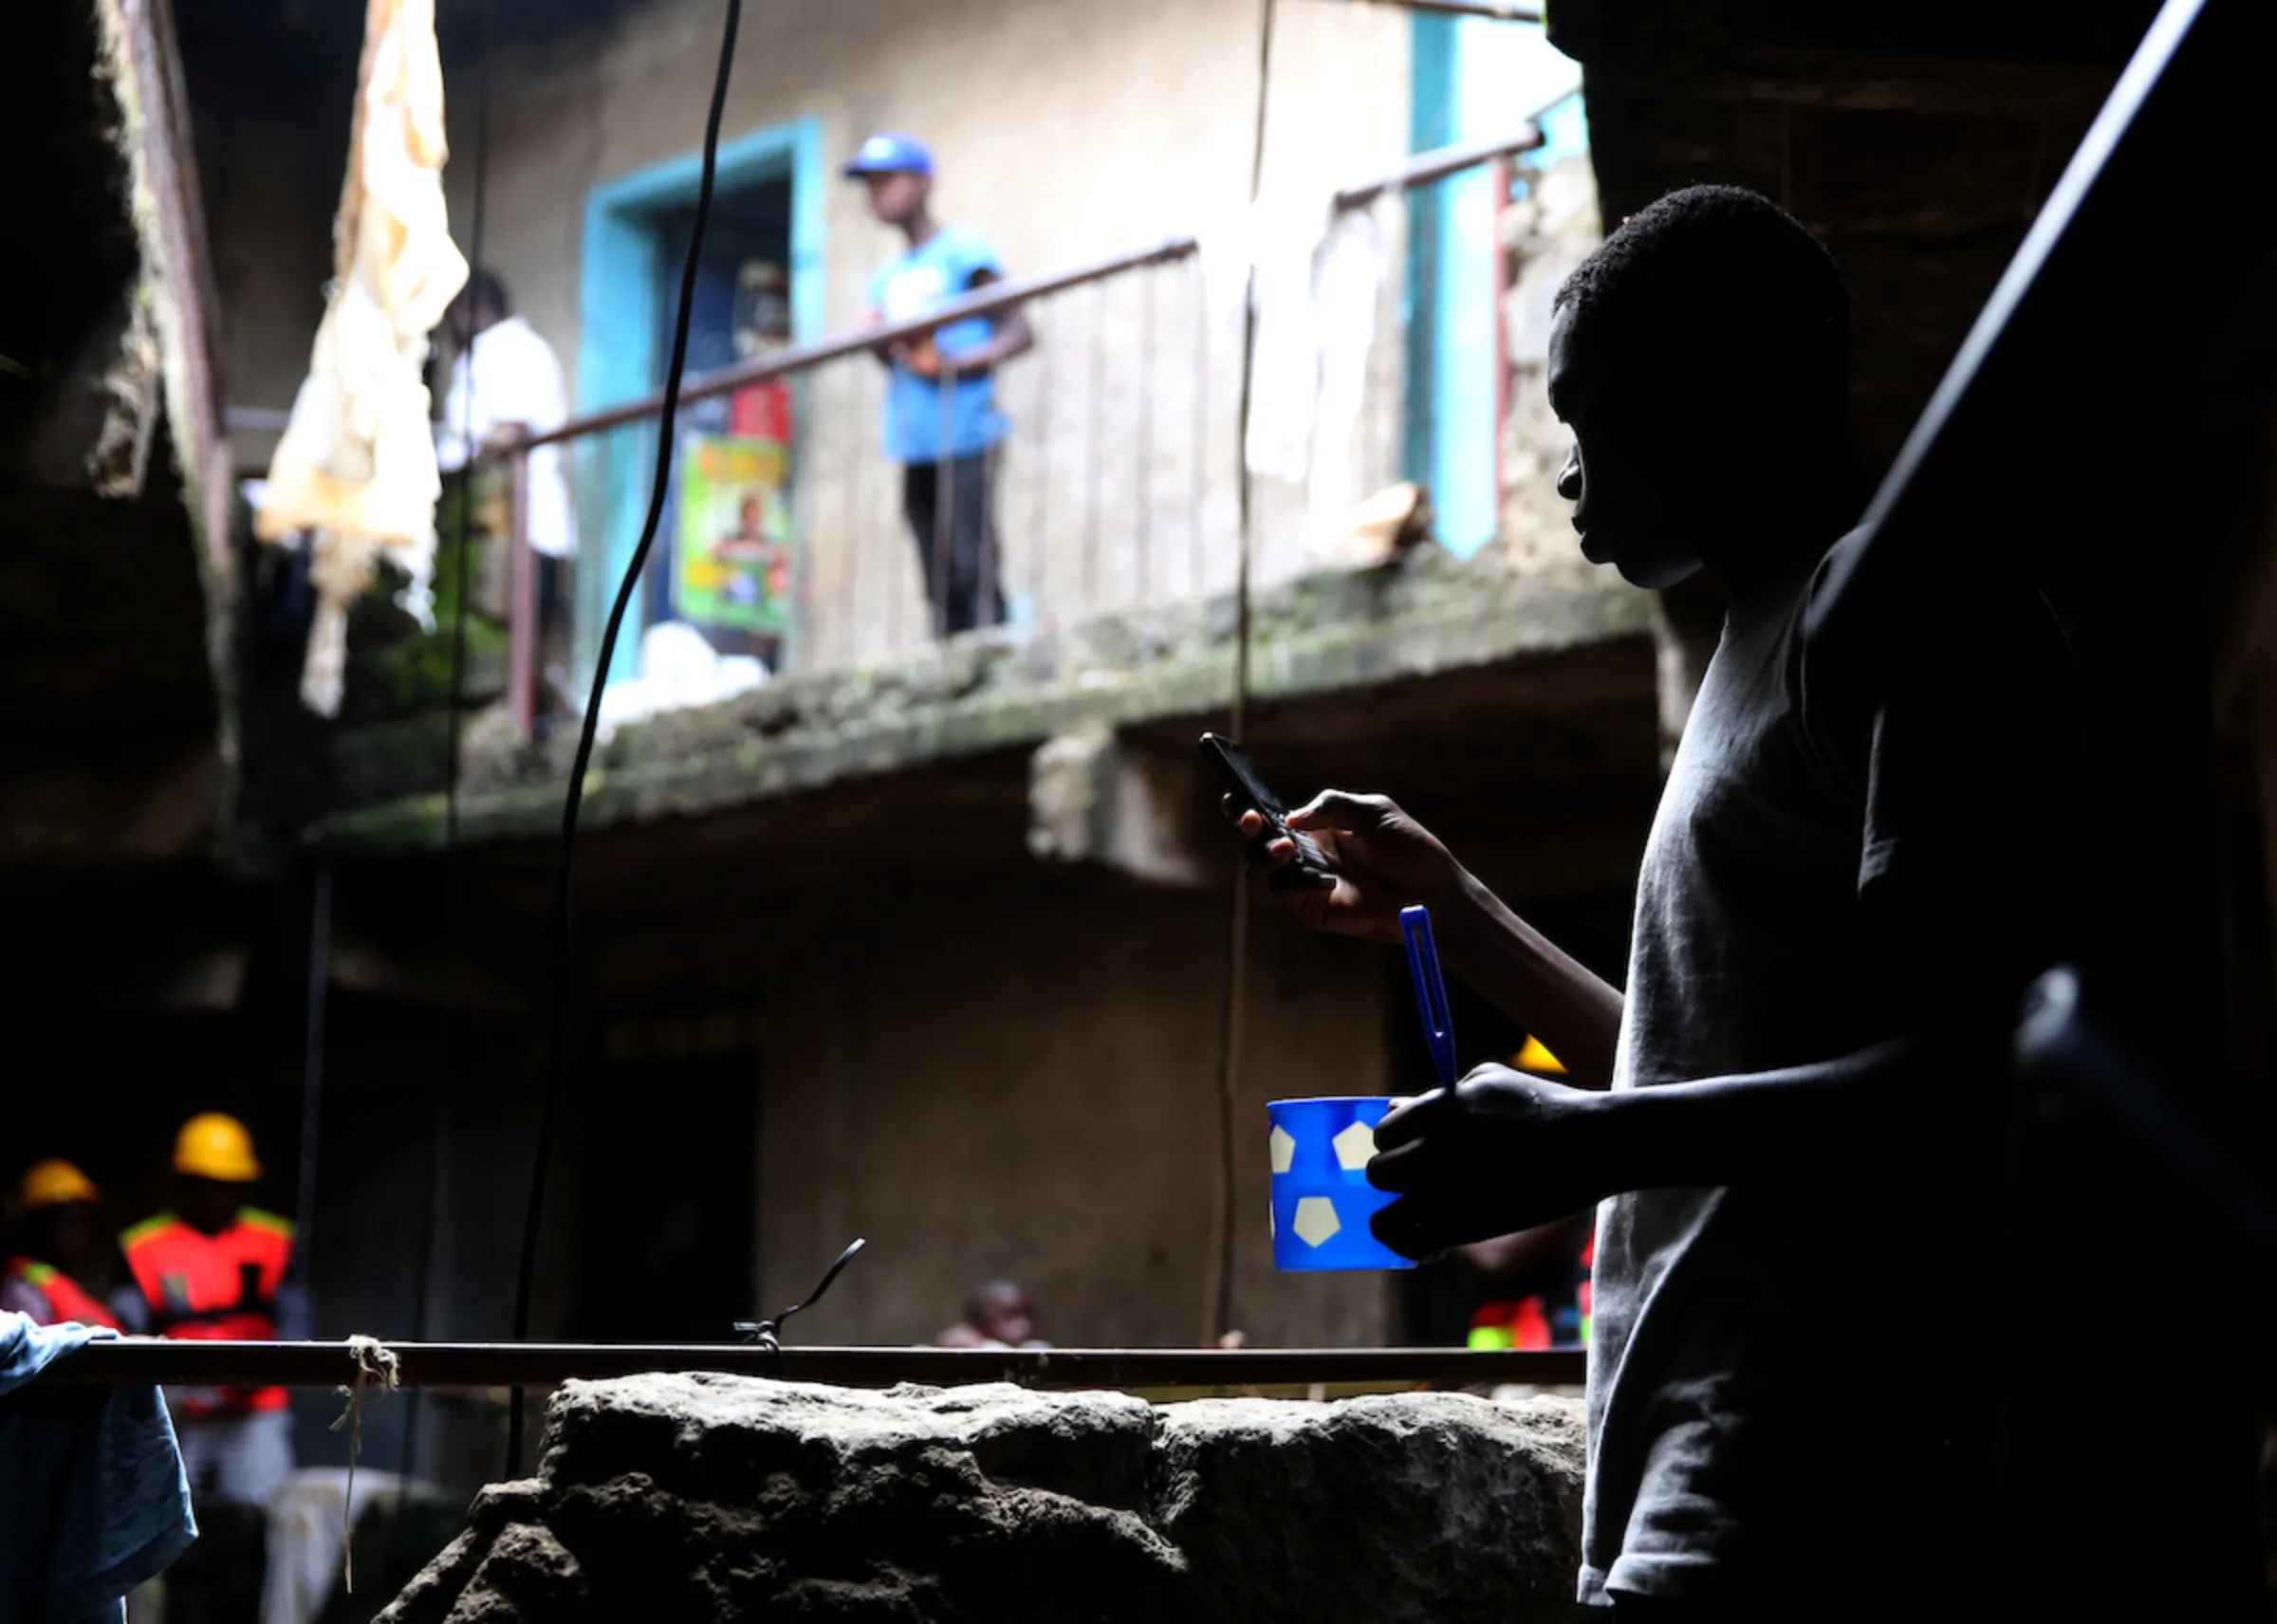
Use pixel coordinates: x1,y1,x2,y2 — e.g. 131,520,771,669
1512,1035,1567,1077
18,1158,100,1210
173,1113,261,1183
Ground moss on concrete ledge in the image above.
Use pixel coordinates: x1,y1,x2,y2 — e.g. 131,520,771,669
315,549,1651,854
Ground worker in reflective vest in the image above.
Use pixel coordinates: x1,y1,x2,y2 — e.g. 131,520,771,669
118,1113,300,1510
2,1158,120,1329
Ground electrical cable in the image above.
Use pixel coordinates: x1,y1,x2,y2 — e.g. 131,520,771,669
395,0,492,1528
1200,0,1277,1348
506,0,745,1475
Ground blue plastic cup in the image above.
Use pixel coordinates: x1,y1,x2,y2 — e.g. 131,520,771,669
1267,1096,1416,1271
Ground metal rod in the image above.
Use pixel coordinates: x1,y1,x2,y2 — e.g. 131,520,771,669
1372,195,1398,492
507,448,535,735
1191,258,1209,596
32,1340,1585,1391
1030,294,1055,618
1305,0,1542,20
1331,126,1547,214
290,864,332,1290
933,363,956,638
1083,280,1107,609
1490,154,1513,545
784,376,809,676
978,416,1001,629
840,365,862,665
513,237,1200,456
1135,263,1158,603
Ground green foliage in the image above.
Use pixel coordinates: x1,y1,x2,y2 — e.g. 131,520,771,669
343,474,510,724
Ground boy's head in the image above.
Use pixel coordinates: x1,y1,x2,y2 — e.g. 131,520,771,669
1548,185,1854,587
451,266,511,345
963,1278,1035,1346
843,132,935,230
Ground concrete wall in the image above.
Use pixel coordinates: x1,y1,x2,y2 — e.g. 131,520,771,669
451,0,1413,660
196,102,337,471
750,885,1398,1350
297,872,1400,1494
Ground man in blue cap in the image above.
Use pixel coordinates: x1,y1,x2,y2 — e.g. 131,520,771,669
845,132,1034,634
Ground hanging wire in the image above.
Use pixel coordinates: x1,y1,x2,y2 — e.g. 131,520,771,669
393,0,492,1522
732,1237,868,1353
1200,0,1277,1349
507,0,746,1475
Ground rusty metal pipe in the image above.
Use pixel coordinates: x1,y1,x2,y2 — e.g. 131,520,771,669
1332,126,1548,214
500,237,1200,457
32,1340,1584,1392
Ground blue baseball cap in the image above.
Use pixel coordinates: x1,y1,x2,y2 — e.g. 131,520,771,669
843,133,935,178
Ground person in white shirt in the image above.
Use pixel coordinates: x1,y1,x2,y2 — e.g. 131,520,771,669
436,268,576,693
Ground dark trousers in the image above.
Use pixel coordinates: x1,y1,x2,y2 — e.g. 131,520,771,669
536,552,575,715
901,452,1005,637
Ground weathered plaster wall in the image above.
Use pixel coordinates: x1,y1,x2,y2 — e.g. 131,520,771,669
751,885,1398,1351
453,0,1414,656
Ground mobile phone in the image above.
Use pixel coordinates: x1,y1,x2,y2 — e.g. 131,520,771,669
1197,732,1334,888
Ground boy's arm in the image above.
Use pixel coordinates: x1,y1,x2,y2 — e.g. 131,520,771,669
1236,792,1622,1088
941,266,1034,370
1366,1036,1948,1256
1367,579,2083,1256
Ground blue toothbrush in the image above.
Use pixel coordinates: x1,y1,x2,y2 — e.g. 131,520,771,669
1400,904,1457,1090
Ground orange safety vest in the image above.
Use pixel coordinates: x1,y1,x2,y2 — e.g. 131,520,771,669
120,1209,293,1415
3,1257,120,1330
1468,1296,1554,1351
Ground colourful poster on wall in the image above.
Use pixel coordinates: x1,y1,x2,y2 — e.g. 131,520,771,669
678,431,792,636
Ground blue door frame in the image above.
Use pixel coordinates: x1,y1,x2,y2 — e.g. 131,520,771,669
574,117,826,689
1406,17,1584,561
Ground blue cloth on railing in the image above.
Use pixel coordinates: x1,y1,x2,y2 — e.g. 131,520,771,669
0,1311,196,1624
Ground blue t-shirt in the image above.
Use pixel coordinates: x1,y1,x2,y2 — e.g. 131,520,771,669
869,223,1008,464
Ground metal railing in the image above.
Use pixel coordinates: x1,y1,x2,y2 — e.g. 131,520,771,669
486,124,1547,736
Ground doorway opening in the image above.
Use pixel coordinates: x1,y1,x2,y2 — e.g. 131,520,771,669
573,1016,758,1343
576,118,824,692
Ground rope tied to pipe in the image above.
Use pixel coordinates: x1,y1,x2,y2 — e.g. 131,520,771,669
328,1334,401,1593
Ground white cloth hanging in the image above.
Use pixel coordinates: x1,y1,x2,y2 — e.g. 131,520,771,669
1217,193,1388,522
1304,207,1387,545
254,0,467,715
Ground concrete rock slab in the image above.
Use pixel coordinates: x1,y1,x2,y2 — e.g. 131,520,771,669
377,1374,1583,1624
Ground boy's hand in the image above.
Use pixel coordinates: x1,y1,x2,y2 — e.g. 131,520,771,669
1227,790,1466,946
1364,1064,1610,1258
889,335,943,378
